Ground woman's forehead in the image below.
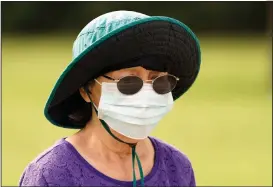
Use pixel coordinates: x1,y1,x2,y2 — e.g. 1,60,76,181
112,66,165,74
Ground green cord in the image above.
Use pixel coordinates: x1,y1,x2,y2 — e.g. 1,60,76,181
136,153,144,186
132,146,137,187
131,146,144,187
84,88,145,187
100,119,144,187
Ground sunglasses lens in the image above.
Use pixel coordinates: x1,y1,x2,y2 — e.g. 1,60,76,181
153,75,177,94
117,76,143,95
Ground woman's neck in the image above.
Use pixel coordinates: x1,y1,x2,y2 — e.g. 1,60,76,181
69,114,150,160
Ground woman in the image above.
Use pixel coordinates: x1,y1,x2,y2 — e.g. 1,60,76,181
19,10,201,187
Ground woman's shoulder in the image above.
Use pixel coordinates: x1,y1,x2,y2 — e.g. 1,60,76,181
149,136,196,185
19,138,80,186
150,136,193,165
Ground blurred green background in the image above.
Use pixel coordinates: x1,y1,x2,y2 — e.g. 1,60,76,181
2,2,272,186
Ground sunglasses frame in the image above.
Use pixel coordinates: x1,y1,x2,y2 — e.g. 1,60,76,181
101,74,180,94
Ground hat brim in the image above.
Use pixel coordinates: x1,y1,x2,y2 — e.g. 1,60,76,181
44,17,201,129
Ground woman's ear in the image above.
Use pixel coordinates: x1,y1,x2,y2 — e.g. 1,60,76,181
79,87,91,102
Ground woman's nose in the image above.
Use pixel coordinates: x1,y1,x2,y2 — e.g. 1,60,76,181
137,68,151,82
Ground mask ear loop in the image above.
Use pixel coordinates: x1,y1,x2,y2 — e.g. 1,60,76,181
83,85,144,187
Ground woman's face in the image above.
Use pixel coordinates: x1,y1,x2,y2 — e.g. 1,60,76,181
79,66,167,142
81,66,166,108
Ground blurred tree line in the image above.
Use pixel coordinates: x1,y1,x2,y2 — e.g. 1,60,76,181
1,1,270,34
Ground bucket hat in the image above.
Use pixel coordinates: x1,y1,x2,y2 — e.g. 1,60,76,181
44,10,201,129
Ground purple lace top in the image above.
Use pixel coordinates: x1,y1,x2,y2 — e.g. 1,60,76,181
19,137,196,186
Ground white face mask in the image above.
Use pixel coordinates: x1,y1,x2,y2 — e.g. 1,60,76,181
95,81,174,139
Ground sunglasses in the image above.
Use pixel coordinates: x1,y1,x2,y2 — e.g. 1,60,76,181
95,74,179,95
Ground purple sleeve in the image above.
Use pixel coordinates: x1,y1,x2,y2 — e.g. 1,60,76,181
19,164,48,186
19,160,77,186
189,167,196,187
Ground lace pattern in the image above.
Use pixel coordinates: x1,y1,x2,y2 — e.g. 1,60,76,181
19,137,195,186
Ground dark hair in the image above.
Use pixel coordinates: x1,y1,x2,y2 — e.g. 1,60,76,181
67,82,94,128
